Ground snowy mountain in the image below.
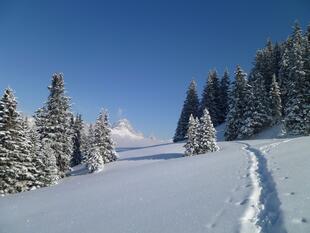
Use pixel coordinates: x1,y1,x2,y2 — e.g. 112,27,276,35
111,118,165,148
111,119,144,140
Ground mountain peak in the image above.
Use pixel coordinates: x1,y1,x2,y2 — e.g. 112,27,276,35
112,118,144,140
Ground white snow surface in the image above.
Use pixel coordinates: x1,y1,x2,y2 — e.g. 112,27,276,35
0,124,309,233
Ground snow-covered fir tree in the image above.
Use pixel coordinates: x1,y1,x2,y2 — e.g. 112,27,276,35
174,80,200,142
252,39,279,90
71,114,84,166
284,22,309,135
21,117,46,188
199,70,221,126
270,75,282,124
198,108,219,153
279,40,292,110
81,123,94,163
224,66,248,141
218,69,230,124
184,115,200,156
273,42,283,78
302,24,310,134
86,147,104,173
93,110,117,163
237,82,256,139
35,73,73,177
0,89,36,194
38,138,59,185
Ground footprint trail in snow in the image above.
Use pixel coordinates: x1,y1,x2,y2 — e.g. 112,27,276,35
239,140,292,233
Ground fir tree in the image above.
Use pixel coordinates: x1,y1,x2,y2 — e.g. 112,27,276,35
303,23,310,134
270,75,282,124
238,83,256,139
279,42,291,111
173,80,199,142
81,124,94,163
36,73,73,177
93,110,117,163
71,114,84,166
218,69,230,124
86,147,104,173
200,70,221,125
198,108,219,153
0,89,36,194
225,66,248,140
184,115,200,156
239,71,274,139
284,22,309,135
38,138,59,185
273,42,282,78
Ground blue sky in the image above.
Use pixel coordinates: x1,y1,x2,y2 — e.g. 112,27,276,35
0,0,309,139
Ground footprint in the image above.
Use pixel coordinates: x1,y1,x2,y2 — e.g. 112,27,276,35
226,197,233,203
284,192,295,196
292,218,307,224
206,223,216,229
235,199,248,206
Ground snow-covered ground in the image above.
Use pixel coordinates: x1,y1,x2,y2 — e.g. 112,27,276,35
0,128,309,233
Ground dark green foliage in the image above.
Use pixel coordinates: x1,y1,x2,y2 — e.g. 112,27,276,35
71,114,84,166
174,80,199,142
218,69,230,124
199,70,221,126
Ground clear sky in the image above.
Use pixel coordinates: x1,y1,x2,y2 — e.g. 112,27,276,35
0,0,309,139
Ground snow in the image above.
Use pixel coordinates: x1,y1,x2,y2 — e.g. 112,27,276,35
1,126,309,233
260,136,310,233
0,141,251,233
111,118,165,148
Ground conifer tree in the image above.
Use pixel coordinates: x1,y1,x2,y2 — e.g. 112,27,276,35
0,89,36,194
200,70,221,125
71,114,84,166
184,115,200,156
36,73,73,177
284,22,309,135
270,75,282,124
273,42,282,78
93,110,117,163
38,138,59,185
198,109,219,153
279,37,293,110
81,124,94,163
218,69,230,123
225,66,248,140
86,147,104,173
303,24,310,134
21,117,47,188
238,83,256,139
174,80,199,142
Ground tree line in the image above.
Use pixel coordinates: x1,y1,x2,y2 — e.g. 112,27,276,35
174,22,310,143
174,69,230,142
0,74,117,194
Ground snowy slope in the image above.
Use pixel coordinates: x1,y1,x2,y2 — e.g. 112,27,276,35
111,118,165,148
1,135,309,233
247,136,310,233
0,141,251,233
